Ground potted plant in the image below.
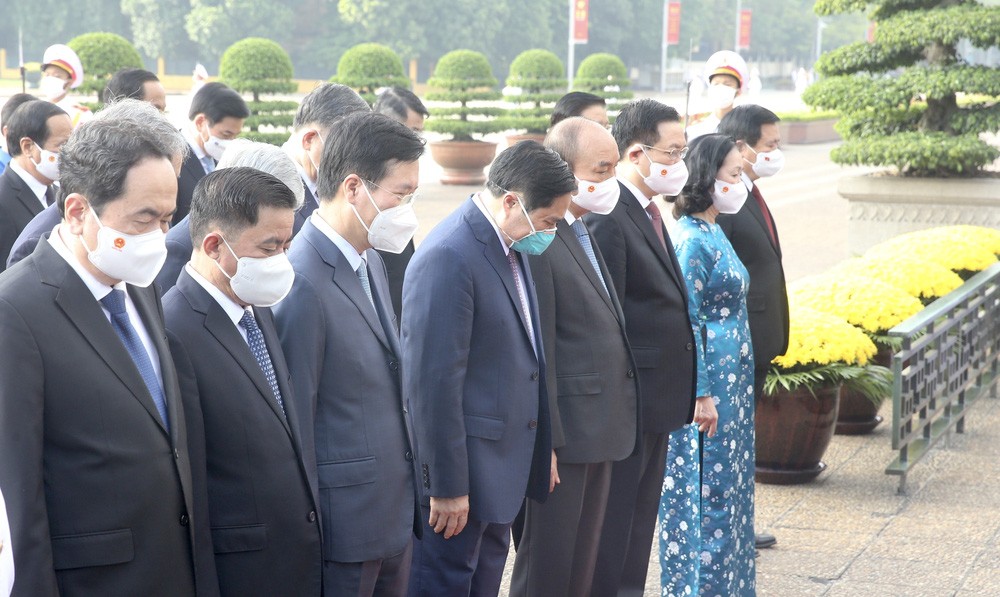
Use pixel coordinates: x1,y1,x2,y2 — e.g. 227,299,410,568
757,303,885,483
501,49,567,143
67,32,144,104
424,49,506,185
773,109,840,145
831,255,963,307
219,38,297,145
332,42,411,105
572,52,633,120
803,0,1000,255
865,226,1000,281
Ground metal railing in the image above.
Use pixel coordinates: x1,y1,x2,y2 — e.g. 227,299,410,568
885,262,1000,493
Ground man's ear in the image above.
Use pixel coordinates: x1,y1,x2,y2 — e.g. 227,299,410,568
63,193,89,235
18,136,35,157
342,174,363,205
202,231,224,260
626,144,644,164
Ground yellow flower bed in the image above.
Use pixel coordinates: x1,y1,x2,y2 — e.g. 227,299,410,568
773,302,877,370
830,256,963,301
866,226,999,273
788,273,924,335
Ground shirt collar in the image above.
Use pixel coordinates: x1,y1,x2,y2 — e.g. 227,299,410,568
473,191,511,256
618,175,651,209
47,223,124,301
309,212,367,272
184,263,249,327
294,159,318,199
563,209,578,227
9,160,48,203
186,128,208,161
741,171,754,192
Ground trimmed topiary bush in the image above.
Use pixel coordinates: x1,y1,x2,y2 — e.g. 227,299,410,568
219,37,296,102
502,49,567,134
803,1,1000,177
67,33,144,102
332,43,410,104
425,49,506,141
573,53,632,102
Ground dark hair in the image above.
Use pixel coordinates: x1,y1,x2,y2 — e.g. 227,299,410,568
611,98,680,158
189,166,297,245
717,104,780,148
4,100,68,157
487,140,577,211
316,112,424,201
374,87,429,123
550,91,605,127
672,133,736,218
2,93,38,130
188,82,250,123
104,68,160,103
293,83,370,132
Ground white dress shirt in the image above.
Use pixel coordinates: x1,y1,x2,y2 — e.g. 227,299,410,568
0,485,12,597
185,263,252,344
8,161,48,208
310,213,367,271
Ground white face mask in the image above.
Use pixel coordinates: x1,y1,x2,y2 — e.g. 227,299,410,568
746,146,784,178
636,146,689,197
40,75,68,101
707,84,738,111
712,179,749,214
215,236,295,307
351,180,418,254
31,144,61,182
201,126,232,161
80,206,168,287
573,176,619,215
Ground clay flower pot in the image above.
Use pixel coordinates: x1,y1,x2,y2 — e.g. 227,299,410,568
755,383,841,484
428,140,498,185
836,346,892,435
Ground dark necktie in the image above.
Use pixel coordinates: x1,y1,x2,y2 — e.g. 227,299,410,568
571,219,609,296
239,310,286,418
751,185,779,248
507,251,536,350
45,186,56,207
645,201,667,249
100,289,169,431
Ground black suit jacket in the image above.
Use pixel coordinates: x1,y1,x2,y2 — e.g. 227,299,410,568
156,215,194,293
0,166,47,271
292,182,318,236
528,218,640,463
175,149,211,226
164,270,323,597
717,183,789,367
585,182,696,434
6,203,59,269
0,240,210,597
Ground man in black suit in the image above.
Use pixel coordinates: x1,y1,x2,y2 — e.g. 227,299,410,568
0,101,70,270
176,82,249,225
586,98,718,596
163,167,321,596
510,118,641,596
718,105,789,551
285,83,370,235
0,99,213,597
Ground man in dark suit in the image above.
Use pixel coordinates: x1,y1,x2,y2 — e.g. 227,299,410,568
403,141,576,596
510,118,641,596
0,101,70,270
164,167,321,596
718,104,789,551
0,99,212,597
175,82,249,226
274,112,423,596
285,83,370,235
586,98,717,596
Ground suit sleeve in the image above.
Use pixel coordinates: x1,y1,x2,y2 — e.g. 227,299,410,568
527,251,563,450
0,298,59,596
401,245,474,498
585,214,628,308
672,234,714,399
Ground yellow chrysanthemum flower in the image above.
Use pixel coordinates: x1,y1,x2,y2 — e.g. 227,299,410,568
773,302,877,370
789,273,924,335
867,226,999,273
831,256,963,301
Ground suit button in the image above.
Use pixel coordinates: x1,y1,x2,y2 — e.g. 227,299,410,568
626,369,635,378
686,342,694,350
528,419,538,429
530,371,539,381
308,511,317,522
389,361,399,371
174,449,180,459
405,451,413,462
179,513,189,526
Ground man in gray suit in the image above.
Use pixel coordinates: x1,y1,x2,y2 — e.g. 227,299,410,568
274,111,423,596
510,118,641,596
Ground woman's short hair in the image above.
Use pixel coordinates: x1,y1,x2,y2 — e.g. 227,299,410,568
670,133,735,218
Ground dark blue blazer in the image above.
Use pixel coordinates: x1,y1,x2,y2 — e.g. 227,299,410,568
6,202,59,270
400,197,551,525
273,220,420,566
155,216,194,293
291,183,318,236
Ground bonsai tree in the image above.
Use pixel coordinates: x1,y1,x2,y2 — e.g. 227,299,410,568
332,43,411,104
219,37,296,103
425,49,506,142
803,0,1000,176
502,49,567,135
573,53,633,102
67,33,144,102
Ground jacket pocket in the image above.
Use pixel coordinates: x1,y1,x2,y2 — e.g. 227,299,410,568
556,373,602,396
318,456,378,488
211,524,267,554
464,414,504,440
631,346,662,369
51,528,133,570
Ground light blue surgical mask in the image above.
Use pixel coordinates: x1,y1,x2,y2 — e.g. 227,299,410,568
505,192,556,256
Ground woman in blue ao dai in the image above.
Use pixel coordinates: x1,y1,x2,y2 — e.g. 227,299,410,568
659,134,756,597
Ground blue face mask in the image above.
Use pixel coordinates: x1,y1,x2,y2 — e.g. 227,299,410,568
506,193,556,255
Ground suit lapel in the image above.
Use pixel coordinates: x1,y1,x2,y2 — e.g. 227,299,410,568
619,183,685,292
557,221,616,315
366,251,401,359
746,185,782,257
3,167,45,220
180,151,206,187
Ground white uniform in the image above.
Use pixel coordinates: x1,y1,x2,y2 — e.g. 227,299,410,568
0,486,13,597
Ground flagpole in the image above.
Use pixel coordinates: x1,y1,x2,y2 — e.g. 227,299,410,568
19,26,26,93
567,0,576,91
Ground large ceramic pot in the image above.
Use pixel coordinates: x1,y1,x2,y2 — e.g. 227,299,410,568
755,383,841,485
428,140,498,185
504,132,546,147
835,347,892,435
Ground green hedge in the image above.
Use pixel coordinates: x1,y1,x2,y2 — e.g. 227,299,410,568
67,33,143,102
220,38,296,102
332,43,410,103
573,53,632,100
425,49,503,141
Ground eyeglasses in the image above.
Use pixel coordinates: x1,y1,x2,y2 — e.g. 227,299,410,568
364,179,418,205
641,144,689,161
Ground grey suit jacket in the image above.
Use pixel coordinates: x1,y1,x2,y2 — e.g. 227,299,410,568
0,240,208,597
528,218,640,464
0,166,47,271
155,215,194,293
274,219,419,566
6,203,59,270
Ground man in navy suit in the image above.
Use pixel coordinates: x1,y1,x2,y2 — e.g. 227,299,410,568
163,167,322,596
402,141,577,596
274,112,423,596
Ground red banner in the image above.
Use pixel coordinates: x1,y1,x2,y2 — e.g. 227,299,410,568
667,2,682,46
738,9,752,50
573,0,589,44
